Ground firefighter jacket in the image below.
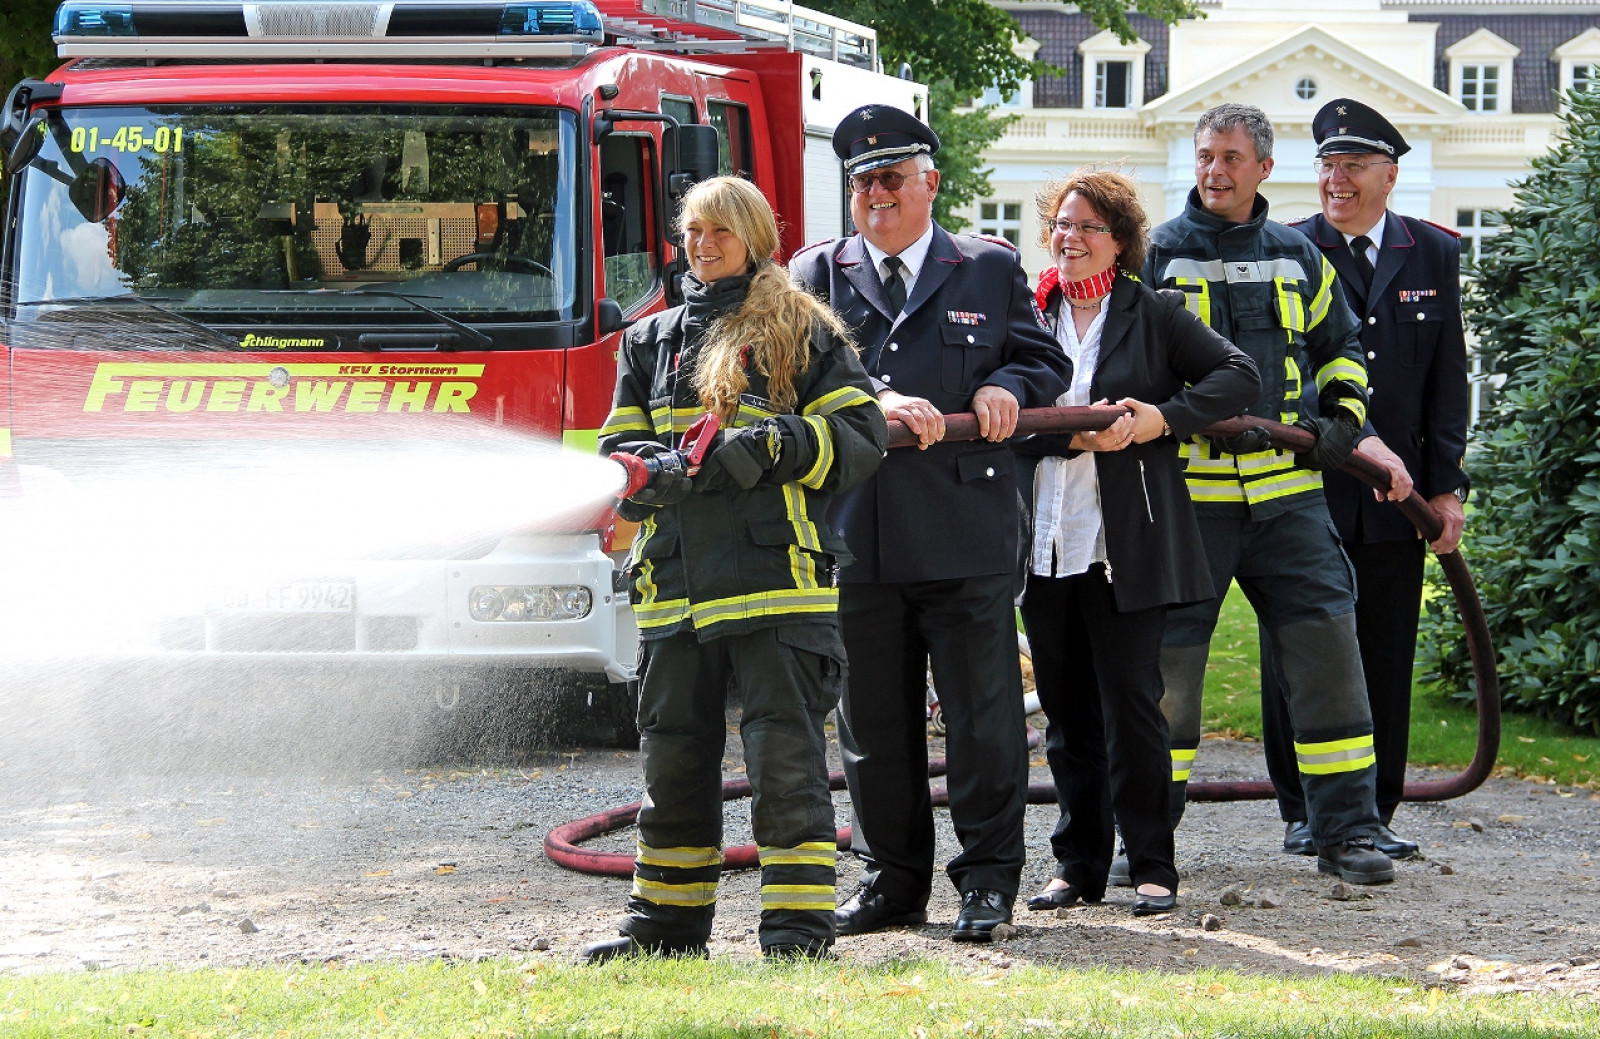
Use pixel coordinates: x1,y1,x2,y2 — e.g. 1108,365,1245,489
1144,190,1370,518
598,271,888,642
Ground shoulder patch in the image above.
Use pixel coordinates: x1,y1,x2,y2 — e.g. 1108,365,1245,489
789,239,835,260
1418,218,1463,239
972,233,1019,252
1286,215,1312,225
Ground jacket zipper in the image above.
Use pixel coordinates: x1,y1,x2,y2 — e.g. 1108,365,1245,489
1138,460,1154,522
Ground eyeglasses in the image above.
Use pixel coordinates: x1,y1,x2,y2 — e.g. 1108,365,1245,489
1314,158,1395,177
1045,218,1113,237
847,168,929,193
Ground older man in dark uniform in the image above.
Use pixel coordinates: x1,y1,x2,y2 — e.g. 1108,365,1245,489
790,105,1070,942
1265,98,1470,859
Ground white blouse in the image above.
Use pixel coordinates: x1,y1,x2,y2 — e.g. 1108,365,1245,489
1030,305,1108,578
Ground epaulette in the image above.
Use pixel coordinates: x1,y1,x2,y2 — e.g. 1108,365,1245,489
1285,214,1312,225
788,239,833,261
972,233,1019,252
1417,217,1463,239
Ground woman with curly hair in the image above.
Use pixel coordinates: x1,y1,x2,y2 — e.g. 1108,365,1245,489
590,176,887,961
1016,169,1258,917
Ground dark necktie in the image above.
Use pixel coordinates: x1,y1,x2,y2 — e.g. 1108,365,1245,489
882,255,907,315
1350,235,1375,291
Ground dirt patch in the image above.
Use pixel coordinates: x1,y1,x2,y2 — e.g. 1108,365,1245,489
0,673,1597,996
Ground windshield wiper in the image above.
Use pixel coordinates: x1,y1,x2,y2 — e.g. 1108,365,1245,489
348,290,494,350
14,294,242,349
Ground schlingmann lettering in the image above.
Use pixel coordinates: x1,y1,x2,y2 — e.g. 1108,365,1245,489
239,333,328,350
82,363,486,415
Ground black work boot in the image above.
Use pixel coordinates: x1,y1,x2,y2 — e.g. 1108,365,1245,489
581,935,709,964
1316,838,1396,885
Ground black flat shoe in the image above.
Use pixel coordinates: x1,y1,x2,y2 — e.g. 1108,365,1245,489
834,885,927,937
1283,820,1315,856
1131,890,1177,916
951,889,1013,943
1027,883,1086,911
1373,824,1419,860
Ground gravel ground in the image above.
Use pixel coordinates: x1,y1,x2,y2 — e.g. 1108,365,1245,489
1,665,1597,997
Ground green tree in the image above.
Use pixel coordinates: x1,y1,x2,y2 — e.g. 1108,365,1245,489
1420,89,1600,735
927,82,1017,233
0,0,59,84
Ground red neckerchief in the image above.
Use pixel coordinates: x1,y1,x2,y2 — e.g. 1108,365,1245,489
1035,265,1117,312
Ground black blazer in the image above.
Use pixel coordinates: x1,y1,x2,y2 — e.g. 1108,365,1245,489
790,225,1071,583
1016,274,1260,612
1293,211,1469,544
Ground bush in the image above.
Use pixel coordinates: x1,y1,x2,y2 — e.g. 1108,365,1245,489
1420,90,1600,735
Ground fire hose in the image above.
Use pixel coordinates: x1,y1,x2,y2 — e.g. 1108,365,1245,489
545,407,1499,876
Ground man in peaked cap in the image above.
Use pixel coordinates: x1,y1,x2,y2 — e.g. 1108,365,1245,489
790,105,1070,942
1264,98,1470,860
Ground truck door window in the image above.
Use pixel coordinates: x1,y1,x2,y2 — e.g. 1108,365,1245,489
6,105,581,339
660,97,697,130
706,101,752,177
600,134,658,314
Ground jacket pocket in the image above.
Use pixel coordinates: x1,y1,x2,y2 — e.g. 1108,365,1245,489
1395,304,1443,368
940,322,1001,394
774,623,848,713
956,442,1013,484
748,518,851,583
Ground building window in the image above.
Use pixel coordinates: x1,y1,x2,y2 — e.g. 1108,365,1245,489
1554,30,1600,101
979,201,1023,247
1575,63,1595,92
979,83,1025,109
1459,65,1501,112
1095,61,1133,109
1295,77,1318,101
1455,208,1504,265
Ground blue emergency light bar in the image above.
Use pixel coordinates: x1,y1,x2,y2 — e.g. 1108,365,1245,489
53,0,606,56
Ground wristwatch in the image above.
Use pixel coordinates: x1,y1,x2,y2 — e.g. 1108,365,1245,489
1453,485,1469,504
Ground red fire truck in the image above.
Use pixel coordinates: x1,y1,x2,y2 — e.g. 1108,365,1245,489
0,0,925,743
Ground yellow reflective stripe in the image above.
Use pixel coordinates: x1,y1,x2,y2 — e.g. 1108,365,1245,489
637,843,723,869
650,405,705,436
600,406,650,438
1315,358,1368,393
635,598,691,629
1284,356,1302,413
1342,397,1369,428
734,401,778,426
1274,276,1306,334
783,484,819,591
1173,277,1211,326
1171,747,1197,782
798,414,833,489
691,587,839,629
1296,735,1376,776
632,876,718,907
0,429,10,457
761,884,835,910
632,517,660,601
758,843,837,868
1308,257,1336,328
1243,470,1324,504
1234,450,1298,475
802,385,877,418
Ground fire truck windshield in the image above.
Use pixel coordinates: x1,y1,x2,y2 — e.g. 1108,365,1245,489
9,104,580,332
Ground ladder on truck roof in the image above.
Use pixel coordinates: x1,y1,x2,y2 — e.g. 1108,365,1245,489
597,1,878,69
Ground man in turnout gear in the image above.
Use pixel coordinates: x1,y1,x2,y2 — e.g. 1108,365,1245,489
1139,103,1395,885
591,177,888,962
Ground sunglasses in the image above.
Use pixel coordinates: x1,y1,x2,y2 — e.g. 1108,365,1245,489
847,168,930,193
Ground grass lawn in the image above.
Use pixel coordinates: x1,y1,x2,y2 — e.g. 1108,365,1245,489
3,584,1598,1037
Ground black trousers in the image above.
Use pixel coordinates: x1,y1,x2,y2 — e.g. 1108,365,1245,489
836,573,1028,904
1262,537,1425,825
622,624,842,951
1020,566,1177,900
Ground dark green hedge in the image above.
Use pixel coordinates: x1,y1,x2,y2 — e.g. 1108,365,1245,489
1420,90,1600,735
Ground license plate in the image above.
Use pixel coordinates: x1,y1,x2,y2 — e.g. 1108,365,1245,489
210,579,356,613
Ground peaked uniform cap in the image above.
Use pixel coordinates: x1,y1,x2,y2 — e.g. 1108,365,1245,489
1313,98,1410,159
832,105,941,174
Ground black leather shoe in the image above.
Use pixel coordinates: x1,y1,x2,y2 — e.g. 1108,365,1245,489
951,889,1013,943
1373,824,1419,860
834,886,927,937
1027,883,1089,912
1131,889,1177,916
763,942,838,961
581,935,709,964
1108,850,1132,888
1316,838,1396,885
1283,820,1315,856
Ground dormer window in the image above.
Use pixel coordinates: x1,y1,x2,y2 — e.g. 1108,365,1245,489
1444,29,1519,114
1554,29,1600,100
1079,30,1151,110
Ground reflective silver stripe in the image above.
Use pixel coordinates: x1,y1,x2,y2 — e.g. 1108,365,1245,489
1162,257,1310,285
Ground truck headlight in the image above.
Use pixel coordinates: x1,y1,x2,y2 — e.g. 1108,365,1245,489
468,585,592,621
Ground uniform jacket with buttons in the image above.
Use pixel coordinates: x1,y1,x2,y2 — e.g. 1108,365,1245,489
789,224,1072,583
1291,211,1469,543
1014,274,1261,612
1144,190,1370,519
599,292,888,642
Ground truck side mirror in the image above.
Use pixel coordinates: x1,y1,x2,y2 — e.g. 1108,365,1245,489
67,157,126,223
595,297,631,336
5,115,45,174
662,124,719,197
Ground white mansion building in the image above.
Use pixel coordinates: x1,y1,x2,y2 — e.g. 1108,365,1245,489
968,0,1600,278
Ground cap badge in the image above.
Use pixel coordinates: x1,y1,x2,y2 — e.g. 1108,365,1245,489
1336,105,1348,116
867,135,877,145
860,109,874,121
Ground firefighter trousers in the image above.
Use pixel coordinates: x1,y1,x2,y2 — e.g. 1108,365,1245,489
1159,503,1382,847
621,624,843,953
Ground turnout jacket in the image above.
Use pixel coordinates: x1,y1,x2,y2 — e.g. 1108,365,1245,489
1144,190,1369,518
598,274,888,642
1015,273,1261,612
789,225,1071,583
1291,211,1469,543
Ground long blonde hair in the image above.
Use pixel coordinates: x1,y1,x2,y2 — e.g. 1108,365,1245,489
679,177,853,421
